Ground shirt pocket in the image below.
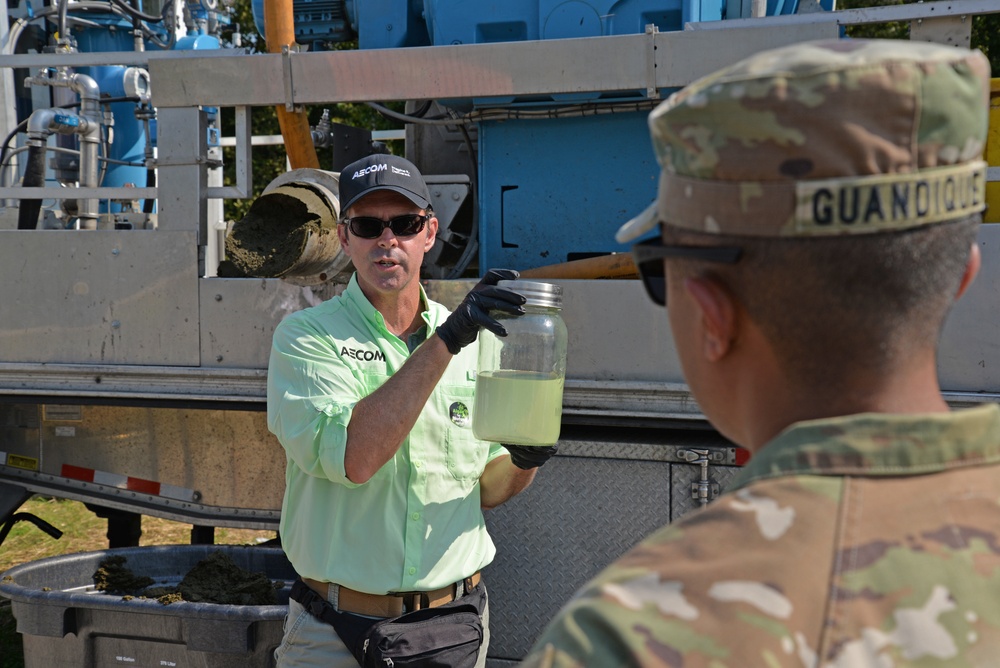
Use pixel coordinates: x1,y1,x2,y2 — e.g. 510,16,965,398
439,384,488,482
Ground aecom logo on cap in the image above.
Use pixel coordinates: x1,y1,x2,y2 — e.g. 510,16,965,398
352,164,388,179
351,164,413,180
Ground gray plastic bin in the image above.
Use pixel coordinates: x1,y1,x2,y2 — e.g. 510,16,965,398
0,545,296,668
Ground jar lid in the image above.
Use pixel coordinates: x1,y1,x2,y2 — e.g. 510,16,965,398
499,279,562,309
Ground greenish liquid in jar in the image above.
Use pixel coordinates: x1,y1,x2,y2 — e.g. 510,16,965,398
473,370,564,446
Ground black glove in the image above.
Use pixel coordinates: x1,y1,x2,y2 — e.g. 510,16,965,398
436,269,526,355
505,444,559,470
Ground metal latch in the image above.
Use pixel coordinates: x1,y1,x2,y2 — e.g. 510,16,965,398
679,448,722,506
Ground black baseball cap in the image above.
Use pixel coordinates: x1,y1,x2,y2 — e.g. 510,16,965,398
339,154,432,214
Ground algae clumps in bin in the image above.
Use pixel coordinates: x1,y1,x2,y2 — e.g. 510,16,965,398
94,551,280,606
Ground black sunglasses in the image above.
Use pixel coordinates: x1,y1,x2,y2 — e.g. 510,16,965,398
343,213,428,239
631,237,742,306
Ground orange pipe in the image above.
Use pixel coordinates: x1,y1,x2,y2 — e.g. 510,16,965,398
519,254,639,280
264,0,320,170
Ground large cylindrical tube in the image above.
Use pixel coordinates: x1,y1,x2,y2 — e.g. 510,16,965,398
220,169,352,285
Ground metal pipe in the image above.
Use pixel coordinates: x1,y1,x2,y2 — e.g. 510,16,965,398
263,0,320,170
57,0,70,42
68,73,101,230
63,73,101,228
519,254,639,280
23,71,103,228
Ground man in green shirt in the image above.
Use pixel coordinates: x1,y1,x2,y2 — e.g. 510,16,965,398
268,153,556,667
520,39,999,667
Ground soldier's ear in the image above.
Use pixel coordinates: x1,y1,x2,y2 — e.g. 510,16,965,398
955,241,980,302
683,275,738,362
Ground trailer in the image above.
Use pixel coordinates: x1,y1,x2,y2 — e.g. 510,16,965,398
1,0,999,664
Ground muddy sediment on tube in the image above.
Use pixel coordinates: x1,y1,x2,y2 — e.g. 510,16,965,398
93,551,281,606
220,192,325,278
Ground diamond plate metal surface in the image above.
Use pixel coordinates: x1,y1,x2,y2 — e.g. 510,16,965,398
482,426,744,661
487,660,518,668
554,422,737,458
483,454,673,660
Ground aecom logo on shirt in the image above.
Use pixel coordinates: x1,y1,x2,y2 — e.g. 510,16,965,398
340,346,386,362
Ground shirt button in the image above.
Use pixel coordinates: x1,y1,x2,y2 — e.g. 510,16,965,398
414,461,422,468
411,512,420,521
408,567,416,575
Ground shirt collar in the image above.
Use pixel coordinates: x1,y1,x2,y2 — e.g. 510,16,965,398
343,273,431,333
729,404,1000,490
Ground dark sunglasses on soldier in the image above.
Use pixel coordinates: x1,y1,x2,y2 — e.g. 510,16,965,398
631,236,742,306
344,213,428,239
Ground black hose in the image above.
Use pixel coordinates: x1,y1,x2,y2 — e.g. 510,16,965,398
17,143,48,229
409,100,434,118
0,512,64,549
108,0,163,22
446,121,480,279
0,118,29,179
143,167,155,213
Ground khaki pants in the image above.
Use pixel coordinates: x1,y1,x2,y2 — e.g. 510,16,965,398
274,588,490,667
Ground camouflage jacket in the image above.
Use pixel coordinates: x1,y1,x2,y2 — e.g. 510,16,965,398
520,405,1000,667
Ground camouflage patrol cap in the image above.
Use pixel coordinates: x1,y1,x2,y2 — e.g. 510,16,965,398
616,38,991,243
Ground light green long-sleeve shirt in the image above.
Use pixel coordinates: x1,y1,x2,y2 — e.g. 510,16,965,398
267,275,507,594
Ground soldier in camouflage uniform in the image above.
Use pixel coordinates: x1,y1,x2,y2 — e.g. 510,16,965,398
520,39,996,667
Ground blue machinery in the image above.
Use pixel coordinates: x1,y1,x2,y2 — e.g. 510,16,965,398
2,0,227,228
243,0,831,275
3,0,831,262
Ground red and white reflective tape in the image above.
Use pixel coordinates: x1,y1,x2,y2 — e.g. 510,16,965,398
61,464,196,502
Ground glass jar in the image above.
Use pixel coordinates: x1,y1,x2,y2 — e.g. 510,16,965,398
473,280,567,446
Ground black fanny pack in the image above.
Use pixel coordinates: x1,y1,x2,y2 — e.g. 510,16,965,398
290,579,486,668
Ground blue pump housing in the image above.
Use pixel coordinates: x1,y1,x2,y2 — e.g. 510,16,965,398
73,25,152,214
252,0,721,49
55,0,223,217
250,0,833,272
478,112,658,270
